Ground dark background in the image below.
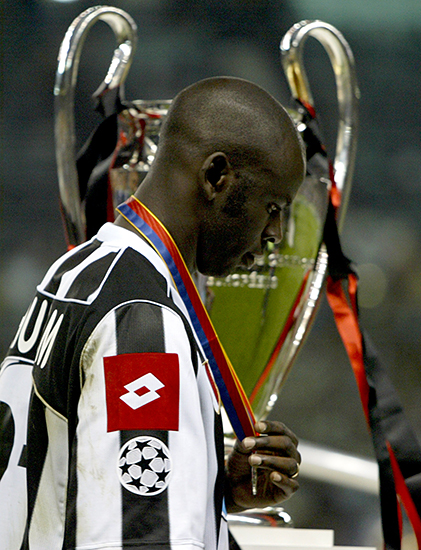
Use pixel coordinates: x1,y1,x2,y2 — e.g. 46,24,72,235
2,1,421,548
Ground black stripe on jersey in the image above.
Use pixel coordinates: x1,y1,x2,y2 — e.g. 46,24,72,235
18,445,27,468
213,411,225,544
115,302,165,355
63,435,77,550
116,302,171,545
20,390,49,550
65,251,118,301
43,239,102,296
106,248,200,376
0,402,14,482
120,430,170,547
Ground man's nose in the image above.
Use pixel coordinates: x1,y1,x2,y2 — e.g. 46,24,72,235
263,212,283,245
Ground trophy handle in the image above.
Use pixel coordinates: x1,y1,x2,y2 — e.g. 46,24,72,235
247,21,360,418
281,20,359,230
54,6,137,247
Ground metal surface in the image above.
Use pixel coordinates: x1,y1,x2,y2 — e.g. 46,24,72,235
107,100,171,212
54,6,137,246
281,20,360,229
209,172,329,421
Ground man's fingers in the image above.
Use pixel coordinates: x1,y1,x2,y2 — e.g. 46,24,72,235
255,420,299,447
249,455,300,478
269,471,300,496
252,434,301,463
236,421,301,465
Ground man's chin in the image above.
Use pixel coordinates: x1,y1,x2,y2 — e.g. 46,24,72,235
199,267,231,278
197,251,256,278
197,260,238,279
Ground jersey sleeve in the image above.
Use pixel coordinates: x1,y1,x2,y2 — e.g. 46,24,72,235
72,299,220,550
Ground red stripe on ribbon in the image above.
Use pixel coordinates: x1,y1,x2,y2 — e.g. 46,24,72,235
387,441,421,548
118,196,256,439
326,274,370,423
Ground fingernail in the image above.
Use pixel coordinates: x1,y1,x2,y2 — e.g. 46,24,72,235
250,454,262,466
272,472,281,482
242,437,256,450
255,421,267,433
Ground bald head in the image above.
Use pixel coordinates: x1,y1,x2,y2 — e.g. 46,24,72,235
131,76,305,275
154,76,303,176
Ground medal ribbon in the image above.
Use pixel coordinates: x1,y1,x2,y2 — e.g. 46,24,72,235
299,100,421,549
116,195,256,441
325,184,421,550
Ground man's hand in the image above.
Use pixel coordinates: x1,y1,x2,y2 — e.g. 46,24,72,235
225,420,301,513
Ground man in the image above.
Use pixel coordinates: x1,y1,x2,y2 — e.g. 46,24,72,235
0,76,305,549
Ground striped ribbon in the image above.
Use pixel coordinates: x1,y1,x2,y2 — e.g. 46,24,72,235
324,191,421,550
116,195,256,441
299,98,421,549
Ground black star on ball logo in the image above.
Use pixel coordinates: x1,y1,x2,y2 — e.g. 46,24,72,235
117,436,172,496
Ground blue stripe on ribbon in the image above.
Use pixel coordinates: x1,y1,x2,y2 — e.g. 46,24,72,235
118,201,247,440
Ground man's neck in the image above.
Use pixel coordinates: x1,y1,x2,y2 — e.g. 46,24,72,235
114,197,198,275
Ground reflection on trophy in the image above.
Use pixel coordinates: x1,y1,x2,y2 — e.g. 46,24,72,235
54,4,362,545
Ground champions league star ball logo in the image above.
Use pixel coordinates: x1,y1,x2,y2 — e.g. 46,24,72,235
117,436,172,495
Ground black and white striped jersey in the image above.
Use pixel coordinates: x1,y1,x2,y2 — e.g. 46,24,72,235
0,223,228,550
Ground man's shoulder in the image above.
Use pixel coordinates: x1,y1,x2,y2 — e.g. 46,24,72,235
38,223,169,307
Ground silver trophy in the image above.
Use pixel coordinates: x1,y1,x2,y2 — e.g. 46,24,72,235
54,6,358,425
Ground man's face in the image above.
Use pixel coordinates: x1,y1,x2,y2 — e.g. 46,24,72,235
196,150,304,277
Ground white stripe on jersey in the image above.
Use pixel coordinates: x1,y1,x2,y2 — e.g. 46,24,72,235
96,223,173,299
76,308,122,547
37,240,90,291
56,246,122,304
29,406,69,549
0,358,33,550
163,307,211,549
97,223,171,296
36,224,173,304
196,361,220,550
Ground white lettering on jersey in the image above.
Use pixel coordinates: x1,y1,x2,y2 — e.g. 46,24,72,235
11,298,48,354
34,310,64,369
120,373,164,410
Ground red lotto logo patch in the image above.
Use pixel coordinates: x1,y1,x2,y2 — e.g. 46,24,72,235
103,353,179,432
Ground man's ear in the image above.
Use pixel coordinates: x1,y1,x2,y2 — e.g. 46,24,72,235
201,152,231,200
